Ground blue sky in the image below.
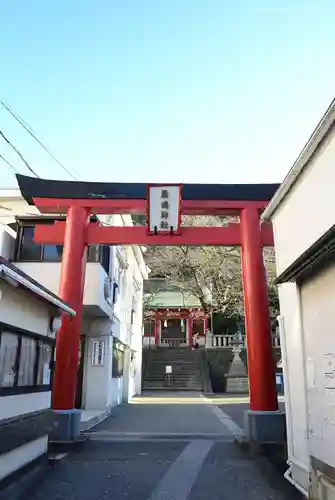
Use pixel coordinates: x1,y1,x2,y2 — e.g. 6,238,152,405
1,0,335,186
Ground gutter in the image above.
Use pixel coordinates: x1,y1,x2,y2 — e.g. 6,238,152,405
284,468,308,497
262,97,335,221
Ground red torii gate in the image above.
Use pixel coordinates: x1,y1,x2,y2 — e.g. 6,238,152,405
16,175,279,425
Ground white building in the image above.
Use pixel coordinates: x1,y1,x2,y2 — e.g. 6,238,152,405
0,190,148,428
0,256,75,485
263,98,335,499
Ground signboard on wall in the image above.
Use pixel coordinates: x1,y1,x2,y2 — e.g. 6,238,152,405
91,340,105,366
147,185,182,234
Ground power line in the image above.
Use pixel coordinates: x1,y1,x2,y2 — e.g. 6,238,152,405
0,153,19,174
0,130,39,177
0,100,79,181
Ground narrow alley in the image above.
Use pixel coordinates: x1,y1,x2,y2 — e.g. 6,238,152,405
25,393,299,500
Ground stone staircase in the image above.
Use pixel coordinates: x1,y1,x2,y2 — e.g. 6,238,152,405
142,347,203,391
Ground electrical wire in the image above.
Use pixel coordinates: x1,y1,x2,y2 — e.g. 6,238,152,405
0,130,39,177
0,100,79,181
0,153,19,173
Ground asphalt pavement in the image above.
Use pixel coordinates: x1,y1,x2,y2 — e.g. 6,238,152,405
26,393,301,500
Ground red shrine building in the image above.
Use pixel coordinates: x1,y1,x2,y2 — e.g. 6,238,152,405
14,175,283,444
143,281,208,348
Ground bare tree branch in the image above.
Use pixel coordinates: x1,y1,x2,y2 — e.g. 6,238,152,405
144,216,279,321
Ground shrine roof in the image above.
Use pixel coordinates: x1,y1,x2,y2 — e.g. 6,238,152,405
144,290,202,309
16,175,279,204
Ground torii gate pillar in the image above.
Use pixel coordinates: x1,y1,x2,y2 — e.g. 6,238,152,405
240,208,285,445
50,206,90,441
240,207,277,411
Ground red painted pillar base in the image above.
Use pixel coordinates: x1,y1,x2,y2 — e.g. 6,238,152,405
240,208,277,412
52,206,90,411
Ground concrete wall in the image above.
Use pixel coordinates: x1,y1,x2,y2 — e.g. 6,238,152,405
273,123,335,275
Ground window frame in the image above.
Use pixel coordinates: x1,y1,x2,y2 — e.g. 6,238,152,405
112,339,125,378
16,223,111,273
0,322,55,397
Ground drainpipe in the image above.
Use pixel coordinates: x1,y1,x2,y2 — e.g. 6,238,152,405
284,468,308,497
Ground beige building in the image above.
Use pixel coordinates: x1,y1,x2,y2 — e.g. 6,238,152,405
263,98,335,498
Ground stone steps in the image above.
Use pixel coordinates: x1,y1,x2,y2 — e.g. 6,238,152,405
143,348,203,391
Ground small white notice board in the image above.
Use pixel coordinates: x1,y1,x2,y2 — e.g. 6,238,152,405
165,365,172,374
91,339,105,366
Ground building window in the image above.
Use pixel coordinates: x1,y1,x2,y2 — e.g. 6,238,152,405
87,245,100,262
143,318,155,335
18,336,37,386
43,244,63,262
19,227,43,261
36,342,53,385
0,324,54,396
0,332,19,387
100,245,111,275
17,225,111,273
112,340,125,378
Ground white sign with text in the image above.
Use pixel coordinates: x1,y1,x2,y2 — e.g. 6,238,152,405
148,185,181,233
91,339,105,366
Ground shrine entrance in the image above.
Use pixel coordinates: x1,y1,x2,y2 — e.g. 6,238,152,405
160,318,188,347
16,175,280,431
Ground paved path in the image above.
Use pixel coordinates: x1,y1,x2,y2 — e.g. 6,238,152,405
27,393,300,500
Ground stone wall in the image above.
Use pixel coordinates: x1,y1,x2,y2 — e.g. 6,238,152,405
203,347,282,393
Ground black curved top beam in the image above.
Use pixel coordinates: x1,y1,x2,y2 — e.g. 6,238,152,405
16,174,280,205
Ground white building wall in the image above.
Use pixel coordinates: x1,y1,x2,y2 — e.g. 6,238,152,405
15,261,114,318
300,262,335,470
0,391,51,422
0,281,50,337
0,283,53,482
0,436,48,483
273,123,335,275
0,225,16,260
271,118,335,498
0,209,147,415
